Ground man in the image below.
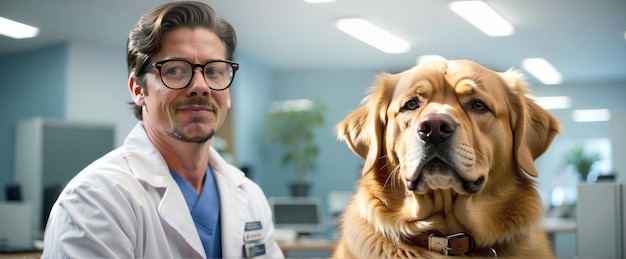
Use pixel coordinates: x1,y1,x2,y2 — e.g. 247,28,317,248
42,2,284,258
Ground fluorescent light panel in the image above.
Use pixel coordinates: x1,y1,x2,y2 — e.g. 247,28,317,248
0,16,39,39
572,109,611,122
533,96,571,110
449,1,514,37
270,99,314,113
336,18,410,54
521,58,563,85
417,55,447,65
303,0,335,3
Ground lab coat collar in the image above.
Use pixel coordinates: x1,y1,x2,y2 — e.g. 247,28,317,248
124,122,171,189
125,122,247,189
207,147,247,187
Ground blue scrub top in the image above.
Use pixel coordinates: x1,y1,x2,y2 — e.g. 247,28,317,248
171,167,222,258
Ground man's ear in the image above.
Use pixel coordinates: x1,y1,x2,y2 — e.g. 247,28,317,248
226,92,231,109
129,74,144,106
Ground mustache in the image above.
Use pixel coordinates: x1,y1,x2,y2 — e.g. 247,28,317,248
173,98,217,111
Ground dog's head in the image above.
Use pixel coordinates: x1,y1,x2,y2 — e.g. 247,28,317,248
337,60,560,195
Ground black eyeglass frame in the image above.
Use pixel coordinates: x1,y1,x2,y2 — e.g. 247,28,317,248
139,58,239,91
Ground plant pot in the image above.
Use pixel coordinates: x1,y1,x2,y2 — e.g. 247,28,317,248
289,182,311,197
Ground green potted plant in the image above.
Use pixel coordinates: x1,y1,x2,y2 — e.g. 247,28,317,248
267,99,327,196
564,146,601,182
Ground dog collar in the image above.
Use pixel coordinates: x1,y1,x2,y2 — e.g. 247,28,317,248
404,230,474,256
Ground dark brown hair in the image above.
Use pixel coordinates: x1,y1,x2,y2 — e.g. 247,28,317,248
126,1,237,120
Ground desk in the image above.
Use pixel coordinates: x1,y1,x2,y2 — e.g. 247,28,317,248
541,217,577,234
278,241,335,258
540,217,576,254
0,252,41,259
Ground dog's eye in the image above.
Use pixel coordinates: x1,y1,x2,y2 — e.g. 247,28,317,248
470,100,490,113
402,98,421,111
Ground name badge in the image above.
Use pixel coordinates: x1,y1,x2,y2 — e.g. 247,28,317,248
243,243,266,258
244,221,264,242
243,221,266,257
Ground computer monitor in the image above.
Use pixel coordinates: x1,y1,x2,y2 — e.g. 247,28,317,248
5,183,22,201
0,202,34,249
269,197,324,237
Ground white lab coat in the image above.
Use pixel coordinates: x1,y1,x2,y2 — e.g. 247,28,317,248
42,122,284,259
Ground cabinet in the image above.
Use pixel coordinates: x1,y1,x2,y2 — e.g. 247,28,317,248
13,118,115,235
577,182,626,258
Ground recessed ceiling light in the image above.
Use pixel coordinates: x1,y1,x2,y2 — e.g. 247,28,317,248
449,1,514,37
336,18,410,54
0,16,39,39
531,96,571,110
303,0,335,3
416,55,447,65
270,99,314,113
572,109,611,122
521,58,563,85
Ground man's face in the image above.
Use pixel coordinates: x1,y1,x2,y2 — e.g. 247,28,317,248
131,27,231,143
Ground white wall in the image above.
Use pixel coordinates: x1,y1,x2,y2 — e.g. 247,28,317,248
65,43,136,147
230,53,274,185
531,82,626,208
610,111,626,181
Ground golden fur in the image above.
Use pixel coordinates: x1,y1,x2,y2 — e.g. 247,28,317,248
333,60,560,258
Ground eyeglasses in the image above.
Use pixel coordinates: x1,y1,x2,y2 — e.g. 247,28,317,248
140,59,239,90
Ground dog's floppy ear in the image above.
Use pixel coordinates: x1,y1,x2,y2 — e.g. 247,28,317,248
336,73,396,175
502,69,560,177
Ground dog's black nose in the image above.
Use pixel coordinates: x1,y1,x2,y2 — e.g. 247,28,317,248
418,114,456,144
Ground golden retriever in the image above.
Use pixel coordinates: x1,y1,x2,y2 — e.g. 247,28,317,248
333,60,560,258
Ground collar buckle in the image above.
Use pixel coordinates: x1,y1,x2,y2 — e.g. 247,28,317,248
428,232,469,256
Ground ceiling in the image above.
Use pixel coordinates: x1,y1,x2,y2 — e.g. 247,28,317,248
1,0,625,85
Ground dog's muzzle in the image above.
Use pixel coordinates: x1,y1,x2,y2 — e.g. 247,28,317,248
406,113,484,194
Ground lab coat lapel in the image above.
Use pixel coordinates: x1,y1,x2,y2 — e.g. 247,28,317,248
215,175,247,259
159,182,206,257
125,123,205,257
210,148,248,259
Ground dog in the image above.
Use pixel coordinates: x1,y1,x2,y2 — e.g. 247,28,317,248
333,60,560,258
